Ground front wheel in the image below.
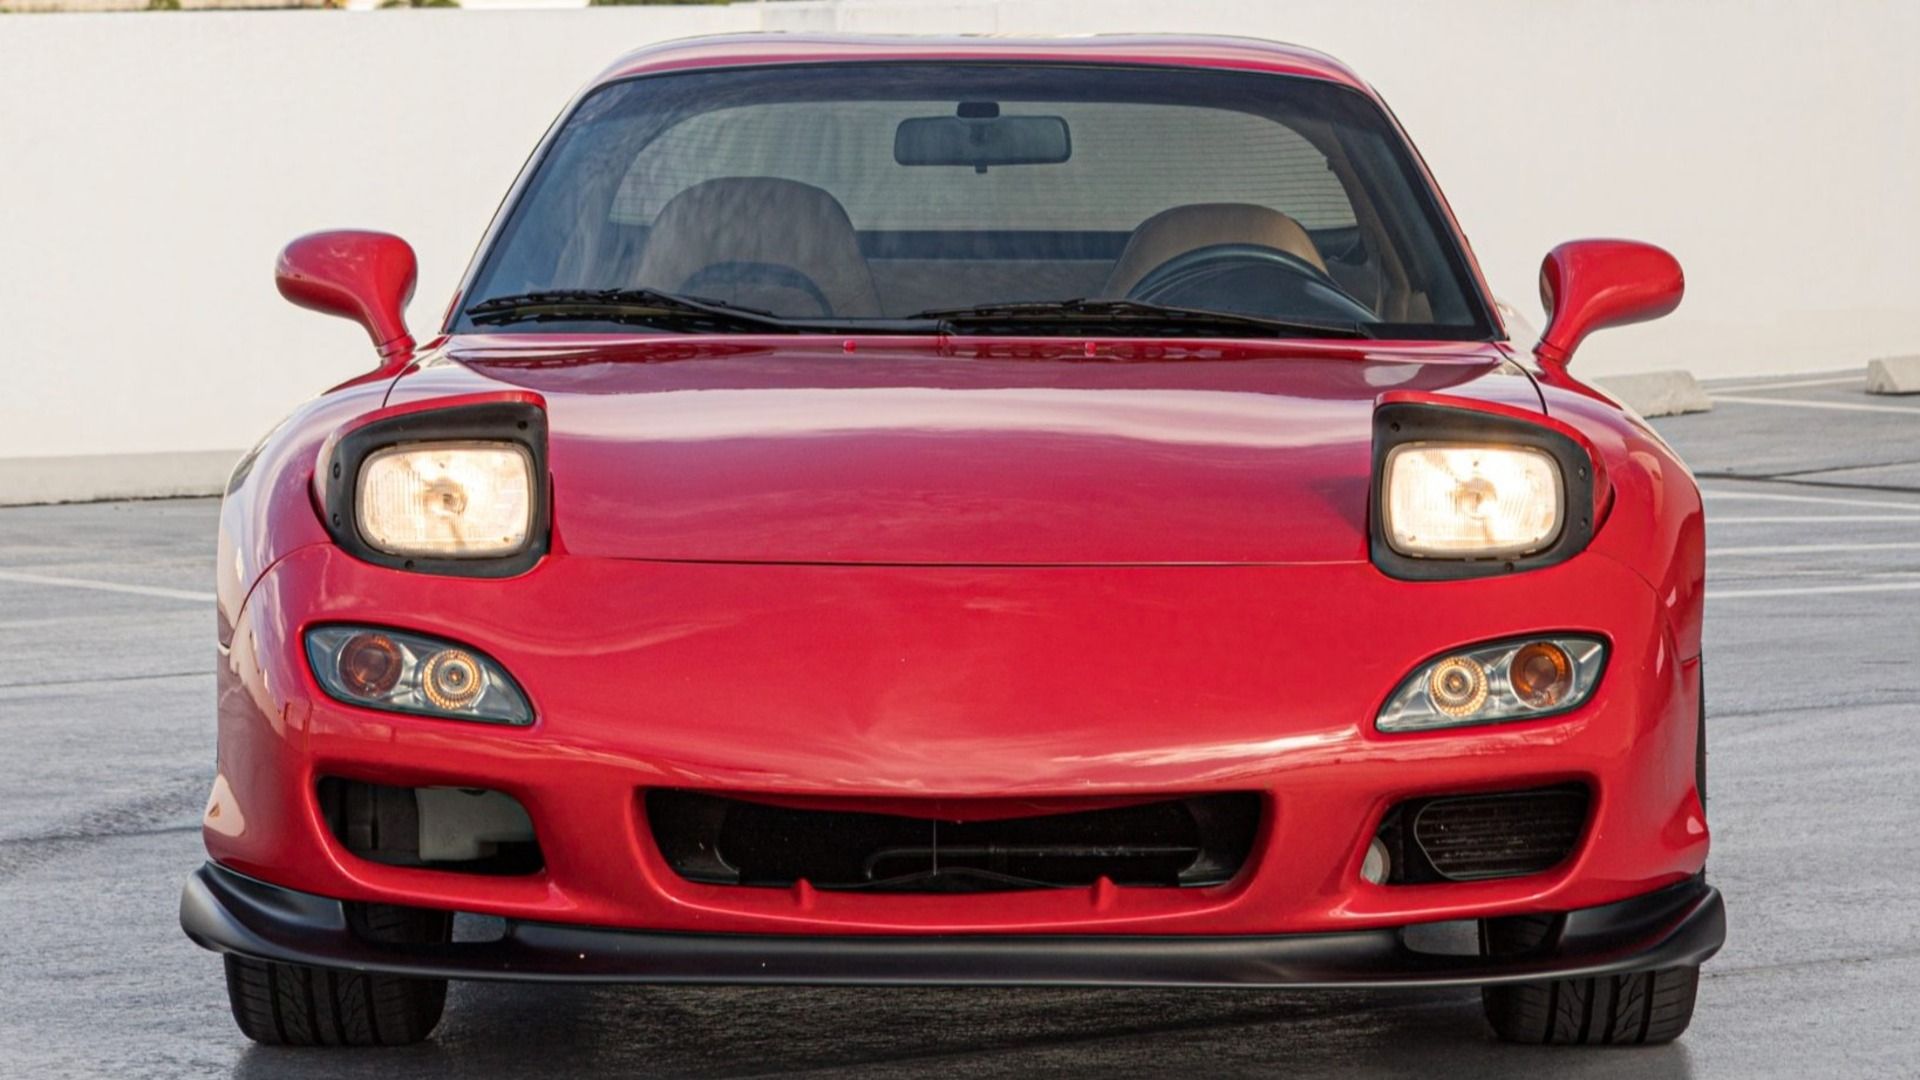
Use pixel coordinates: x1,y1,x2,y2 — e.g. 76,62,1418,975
222,903,450,1046
1479,914,1700,1045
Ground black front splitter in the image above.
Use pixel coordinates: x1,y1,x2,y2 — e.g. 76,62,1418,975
181,862,1723,989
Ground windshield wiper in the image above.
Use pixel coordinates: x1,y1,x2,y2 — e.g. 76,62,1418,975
464,288,861,334
466,291,1368,340
913,298,1372,339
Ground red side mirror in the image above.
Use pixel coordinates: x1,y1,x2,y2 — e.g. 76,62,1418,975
1534,240,1683,367
275,230,418,360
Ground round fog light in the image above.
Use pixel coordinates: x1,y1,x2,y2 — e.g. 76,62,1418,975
422,649,485,711
1427,656,1489,717
1361,837,1391,885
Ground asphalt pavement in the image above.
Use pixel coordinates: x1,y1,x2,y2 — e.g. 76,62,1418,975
2,371,1918,1078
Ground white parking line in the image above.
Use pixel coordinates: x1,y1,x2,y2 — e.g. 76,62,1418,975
1700,490,1920,512
1712,394,1920,415
1711,580,1920,600
1707,375,1865,393
1713,515,1920,524
0,569,213,604
1711,542,1920,557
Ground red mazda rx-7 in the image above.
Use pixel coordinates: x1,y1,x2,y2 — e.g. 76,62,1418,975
181,34,1721,1048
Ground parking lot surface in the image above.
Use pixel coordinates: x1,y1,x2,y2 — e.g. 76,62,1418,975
3,371,1918,1077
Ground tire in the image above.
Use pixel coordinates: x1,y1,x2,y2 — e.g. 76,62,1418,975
222,903,451,1046
1479,914,1700,1045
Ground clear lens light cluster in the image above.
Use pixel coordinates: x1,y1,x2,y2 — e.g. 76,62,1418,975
357,441,533,558
1377,636,1605,733
1384,444,1562,558
306,626,533,725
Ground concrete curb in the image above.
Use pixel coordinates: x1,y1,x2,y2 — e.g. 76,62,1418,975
1593,371,1714,418
1866,355,1920,395
0,451,240,507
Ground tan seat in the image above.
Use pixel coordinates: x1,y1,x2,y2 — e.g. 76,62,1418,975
1102,203,1328,298
635,177,882,317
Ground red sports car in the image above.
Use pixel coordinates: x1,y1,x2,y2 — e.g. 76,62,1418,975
181,34,1721,1048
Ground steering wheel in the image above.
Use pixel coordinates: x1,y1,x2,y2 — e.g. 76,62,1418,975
1125,242,1376,323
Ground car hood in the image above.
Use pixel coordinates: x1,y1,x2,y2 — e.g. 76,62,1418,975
387,335,1543,566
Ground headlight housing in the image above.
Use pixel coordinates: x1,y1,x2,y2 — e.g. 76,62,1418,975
1377,635,1606,733
321,398,549,577
306,625,534,725
1370,399,1599,581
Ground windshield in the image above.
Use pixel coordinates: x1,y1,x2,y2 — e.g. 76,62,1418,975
458,64,1495,340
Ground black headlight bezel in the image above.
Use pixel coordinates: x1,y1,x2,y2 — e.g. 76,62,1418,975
1370,401,1597,581
321,400,551,578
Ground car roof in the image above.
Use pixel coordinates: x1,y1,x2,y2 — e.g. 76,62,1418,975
595,33,1372,93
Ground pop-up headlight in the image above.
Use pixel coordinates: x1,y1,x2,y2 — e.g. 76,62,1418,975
321,398,549,577
1370,399,1599,580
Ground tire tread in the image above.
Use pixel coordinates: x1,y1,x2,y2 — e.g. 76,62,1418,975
1483,965,1699,1045
1480,913,1699,1045
220,903,449,1047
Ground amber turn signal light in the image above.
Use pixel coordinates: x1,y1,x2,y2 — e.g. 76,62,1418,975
337,632,404,698
1509,641,1574,709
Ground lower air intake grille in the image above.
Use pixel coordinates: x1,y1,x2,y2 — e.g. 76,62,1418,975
1411,786,1590,881
1374,784,1590,884
317,777,543,876
647,790,1261,893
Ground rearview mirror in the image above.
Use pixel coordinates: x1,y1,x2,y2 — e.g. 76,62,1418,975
1534,239,1683,367
894,114,1071,170
275,230,418,359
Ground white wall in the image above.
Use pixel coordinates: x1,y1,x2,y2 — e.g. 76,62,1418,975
3,1,1917,485
0,6,757,477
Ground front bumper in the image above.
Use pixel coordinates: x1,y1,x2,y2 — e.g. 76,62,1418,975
205,544,1707,936
182,862,1723,987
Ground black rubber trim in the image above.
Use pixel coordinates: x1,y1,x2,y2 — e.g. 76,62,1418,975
1696,674,1708,818
181,863,1723,989
321,401,550,579
1370,401,1597,582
